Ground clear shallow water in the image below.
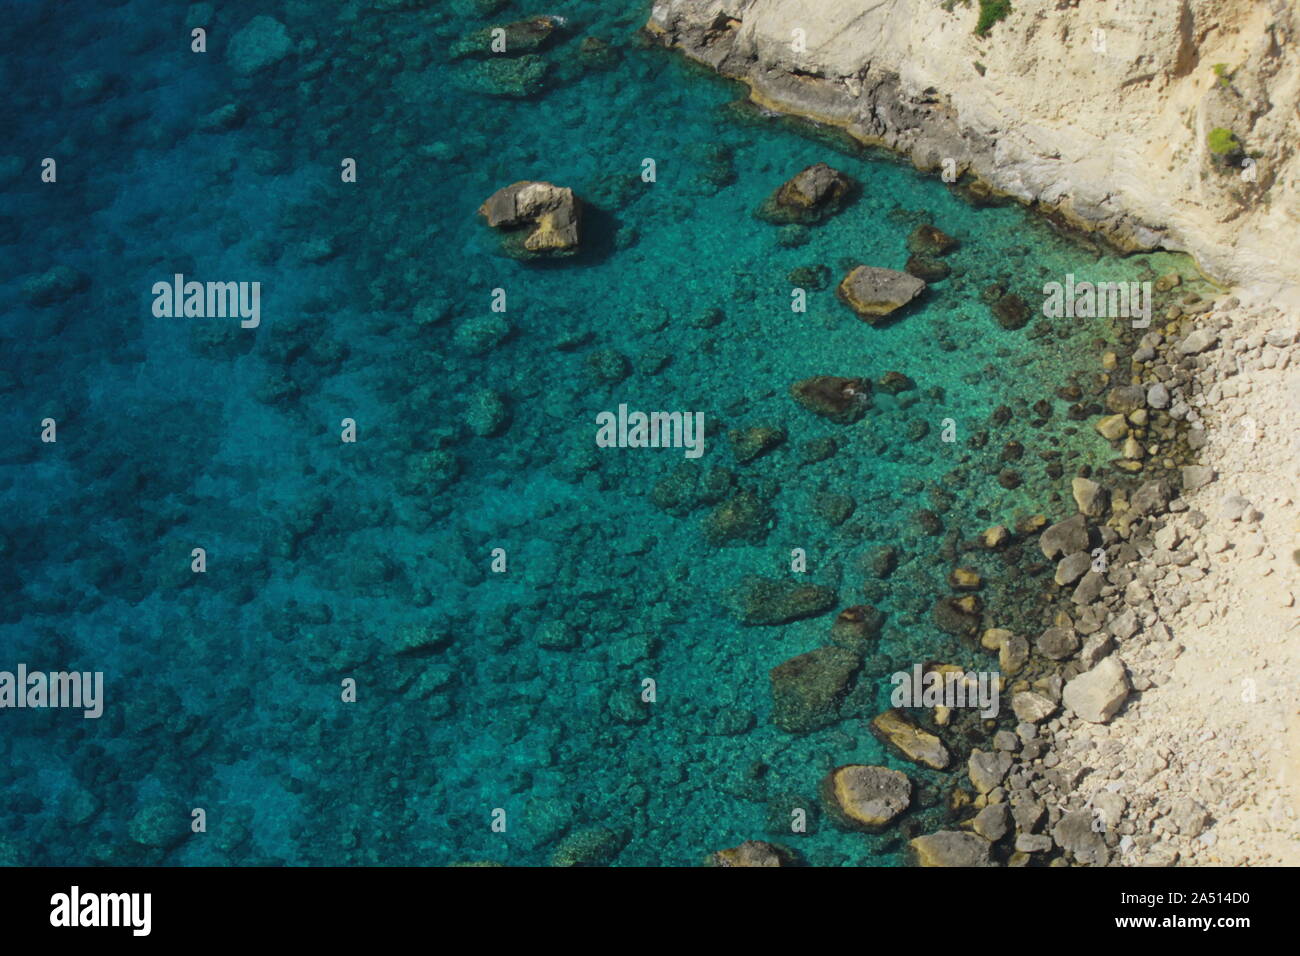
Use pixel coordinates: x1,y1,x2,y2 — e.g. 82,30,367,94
0,0,1204,866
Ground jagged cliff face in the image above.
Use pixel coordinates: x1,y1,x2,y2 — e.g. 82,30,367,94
646,0,1300,290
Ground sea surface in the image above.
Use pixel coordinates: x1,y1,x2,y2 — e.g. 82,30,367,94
0,0,1203,866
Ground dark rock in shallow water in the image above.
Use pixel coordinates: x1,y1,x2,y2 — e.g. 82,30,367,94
478,180,580,258
904,253,951,282
551,826,627,866
757,162,856,225
788,264,832,290
837,266,926,324
450,16,564,60
790,376,871,424
22,265,89,306
458,54,550,98
991,292,1031,330
728,424,785,463
650,462,733,516
770,645,861,733
932,594,981,636
906,223,958,256
877,370,916,394
710,840,794,867
703,489,775,545
729,575,837,626
830,604,885,654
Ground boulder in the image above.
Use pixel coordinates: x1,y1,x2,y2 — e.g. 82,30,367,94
790,375,871,423
821,765,912,831
758,162,857,224
1011,691,1057,723
1039,513,1089,560
836,266,926,323
478,181,581,257
770,646,862,733
870,709,950,769
1071,477,1108,516
967,749,1013,793
1063,655,1130,723
909,831,993,867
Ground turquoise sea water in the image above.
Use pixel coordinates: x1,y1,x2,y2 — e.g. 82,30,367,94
0,0,1203,866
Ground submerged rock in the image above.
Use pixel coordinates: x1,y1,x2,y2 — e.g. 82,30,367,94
458,55,550,98
729,576,837,626
228,16,293,77
551,826,627,867
709,840,793,867
728,424,785,463
906,223,958,256
703,489,775,545
836,266,926,323
991,292,1031,330
829,604,884,654
904,253,951,282
821,765,911,831
757,162,857,224
770,645,862,733
790,376,871,424
478,181,580,258
450,16,564,60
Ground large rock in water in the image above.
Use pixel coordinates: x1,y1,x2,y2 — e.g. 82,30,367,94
728,575,837,626
758,162,857,224
836,266,926,323
770,645,861,732
821,765,911,831
1062,655,1131,723
870,709,950,769
909,831,993,867
478,181,580,258
790,375,871,424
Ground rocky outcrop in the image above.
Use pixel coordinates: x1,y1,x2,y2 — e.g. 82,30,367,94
644,0,1300,289
821,765,911,831
836,266,926,323
478,181,581,257
757,162,857,224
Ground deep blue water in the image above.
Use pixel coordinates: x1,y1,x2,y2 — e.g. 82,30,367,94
0,0,1203,866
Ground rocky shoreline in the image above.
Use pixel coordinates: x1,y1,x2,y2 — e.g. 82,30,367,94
643,0,1300,289
648,2,1300,865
